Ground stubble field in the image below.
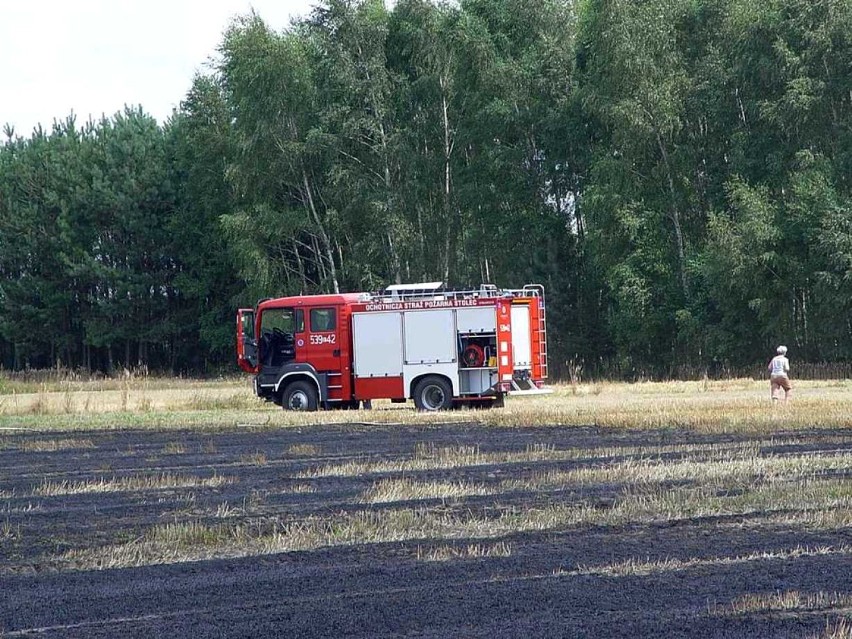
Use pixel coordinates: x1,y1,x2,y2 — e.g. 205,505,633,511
1,377,851,638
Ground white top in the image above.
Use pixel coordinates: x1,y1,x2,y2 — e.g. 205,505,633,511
768,355,790,377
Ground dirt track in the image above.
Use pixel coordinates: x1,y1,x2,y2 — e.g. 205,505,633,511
1,422,850,638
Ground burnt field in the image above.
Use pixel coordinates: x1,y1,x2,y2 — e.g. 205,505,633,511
1,412,851,638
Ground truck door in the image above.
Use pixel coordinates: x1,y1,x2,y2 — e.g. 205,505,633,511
304,306,346,401
236,309,257,373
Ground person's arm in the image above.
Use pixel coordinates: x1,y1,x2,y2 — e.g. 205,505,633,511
784,358,790,374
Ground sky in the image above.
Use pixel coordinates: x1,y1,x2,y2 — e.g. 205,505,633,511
0,0,318,136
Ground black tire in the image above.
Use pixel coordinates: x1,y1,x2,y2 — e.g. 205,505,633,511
281,380,319,412
413,376,453,411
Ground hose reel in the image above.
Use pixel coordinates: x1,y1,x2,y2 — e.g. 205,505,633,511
461,343,485,368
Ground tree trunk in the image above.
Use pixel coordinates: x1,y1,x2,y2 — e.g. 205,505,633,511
376,115,401,284
301,170,339,293
292,239,306,292
418,203,427,279
655,130,689,300
441,83,453,283
358,42,401,285
311,234,327,288
387,232,401,285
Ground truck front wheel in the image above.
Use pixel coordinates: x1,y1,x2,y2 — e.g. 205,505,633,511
413,376,453,411
282,381,318,412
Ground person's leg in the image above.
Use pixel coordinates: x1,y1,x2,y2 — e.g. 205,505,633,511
770,378,780,401
782,378,792,402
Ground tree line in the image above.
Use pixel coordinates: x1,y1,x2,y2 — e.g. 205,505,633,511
1,0,851,378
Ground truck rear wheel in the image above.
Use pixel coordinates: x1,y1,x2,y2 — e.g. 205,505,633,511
413,376,453,412
282,381,318,412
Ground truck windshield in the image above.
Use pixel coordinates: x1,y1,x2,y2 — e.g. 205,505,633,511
259,308,304,367
260,308,304,335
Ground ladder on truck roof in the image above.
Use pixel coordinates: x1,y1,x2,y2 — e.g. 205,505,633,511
373,282,545,303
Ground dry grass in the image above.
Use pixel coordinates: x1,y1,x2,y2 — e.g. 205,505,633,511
240,451,268,466
299,438,851,482
7,376,852,581
214,502,241,518
0,370,245,394
59,521,236,570
710,593,852,639
416,541,513,562
726,590,852,615
279,483,315,494
43,472,852,571
299,442,603,478
33,473,233,497
162,442,187,455
286,443,322,456
14,408,850,572
506,449,852,492
0,438,96,452
1,518,21,541
484,380,852,432
815,618,852,639
360,477,495,503
573,545,852,577
0,381,255,417
299,444,490,478
1,378,851,435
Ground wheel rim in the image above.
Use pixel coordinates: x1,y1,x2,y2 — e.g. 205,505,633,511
421,384,445,411
288,390,309,410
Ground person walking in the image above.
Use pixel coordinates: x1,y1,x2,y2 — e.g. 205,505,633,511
768,345,792,403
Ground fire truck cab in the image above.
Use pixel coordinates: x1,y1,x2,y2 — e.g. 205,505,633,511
236,283,549,411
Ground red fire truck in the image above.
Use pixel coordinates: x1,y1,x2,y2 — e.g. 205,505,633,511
236,283,548,411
